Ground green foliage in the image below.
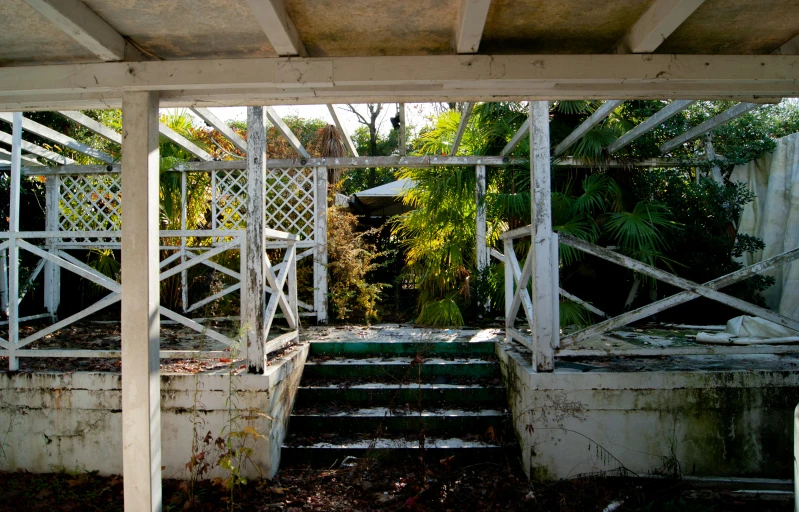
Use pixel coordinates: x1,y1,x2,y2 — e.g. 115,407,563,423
416,296,464,327
328,206,387,323
559,299,593,329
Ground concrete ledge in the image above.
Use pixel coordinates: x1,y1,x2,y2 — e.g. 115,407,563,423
0,343,309,479
496,341,799,481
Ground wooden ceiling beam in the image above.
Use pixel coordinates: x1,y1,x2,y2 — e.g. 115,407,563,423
246,0,307,57
455,0,492,54
617,0,706,53
21,0,126,61
553,100,623,156
0,112,114,163
660,102,762,154
607,100,695,153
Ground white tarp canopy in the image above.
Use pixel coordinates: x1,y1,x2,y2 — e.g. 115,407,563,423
731,132,799,321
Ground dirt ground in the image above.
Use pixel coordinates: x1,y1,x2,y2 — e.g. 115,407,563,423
0,459,792,512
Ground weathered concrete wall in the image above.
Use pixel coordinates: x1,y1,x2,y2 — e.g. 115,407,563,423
0,344,308,479
497,343,799,481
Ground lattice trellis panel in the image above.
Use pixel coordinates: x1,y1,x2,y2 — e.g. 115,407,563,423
212,169,248,230
213,168,315,242
58,174,122,232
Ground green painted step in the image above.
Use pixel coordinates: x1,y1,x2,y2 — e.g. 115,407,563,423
295,383,506,406
309,340,496,357
302,357,499,380
289,407,507,435
281,437,510,467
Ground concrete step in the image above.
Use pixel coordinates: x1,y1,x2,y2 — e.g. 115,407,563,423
281,436,510,466
295,383,506,407
301,357,499,380
289,407,508,435
308,340,496,358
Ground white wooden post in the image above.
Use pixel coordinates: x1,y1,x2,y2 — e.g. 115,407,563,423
794,403,799,512
7,112,22,371
503,238,514,343
120,90,162,512
44,175,60,320
244,106,267,373
529,100,556,372
288,239,299,337
475,164,489,315
551,232,560,350
0,248,7,315
398,103,406,156
314,165,328,324
180,171,188,312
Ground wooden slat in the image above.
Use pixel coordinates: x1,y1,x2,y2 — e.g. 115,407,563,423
0,112,114,163
326,105,358,157
158,122,212,161
59,110,122,144
450,102,474,156
190,107,248,152
660,102,761,154
0,131,75,164
265,106,310,159
553,100,623,156
500,118,529,157
607,100,695,153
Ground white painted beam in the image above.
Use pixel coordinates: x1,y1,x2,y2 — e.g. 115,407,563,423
774,33,799,55
0,147,41,166
607,100,695,153
7,113,22,370
0,55,797,108
21,0,125,61
553,100,623,157
0,130,76,164
120,90,162,512
59,110,122,144
618,0,706,53
500,118,529,157
264,106,310,159
475,164,489,315
450,102,474,156
245,0,307,57
244,106,267,373
455,0,492,54
158,122,212,161
326,105,358,157
190,107,248,153
529,100,556,372
0,112,114,163
660,102,761,154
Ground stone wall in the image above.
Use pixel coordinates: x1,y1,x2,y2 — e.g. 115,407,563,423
0,344,308,479
497,342,799,480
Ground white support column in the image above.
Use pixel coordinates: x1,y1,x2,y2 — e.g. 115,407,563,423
120,91,162,512
7,113,22,371
180,172,188,312
475,164,489,315
244,106,267,373
529,101,556,372
398,103,406,156
314,166,328,324
44,175,61,320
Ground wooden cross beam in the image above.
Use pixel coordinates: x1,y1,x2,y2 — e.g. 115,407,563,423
660,102,762,154
607,100,695,153
245,0,307,56
553,100,623,157
450,102,474,156
265,106,311,159
0,112,114,163
59,111,122,144
455,0,492,54
158,122,213,161
617,0,706,54
190,107,248,153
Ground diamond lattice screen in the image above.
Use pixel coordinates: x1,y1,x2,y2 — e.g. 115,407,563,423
213,168,315,241
58,174,122,232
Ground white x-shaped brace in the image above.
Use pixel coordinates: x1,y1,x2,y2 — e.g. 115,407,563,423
5,240,240,351
559,234,799,334
506,243,535,329
263,243,297,331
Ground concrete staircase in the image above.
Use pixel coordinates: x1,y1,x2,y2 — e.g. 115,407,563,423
281,335,518,466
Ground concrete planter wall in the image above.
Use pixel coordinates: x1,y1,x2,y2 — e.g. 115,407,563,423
0,344,308,479
497,343,799,480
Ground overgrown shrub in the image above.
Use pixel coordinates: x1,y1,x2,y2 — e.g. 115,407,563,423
327,206,387,323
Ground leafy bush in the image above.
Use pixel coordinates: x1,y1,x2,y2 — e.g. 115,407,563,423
327,206,387,323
